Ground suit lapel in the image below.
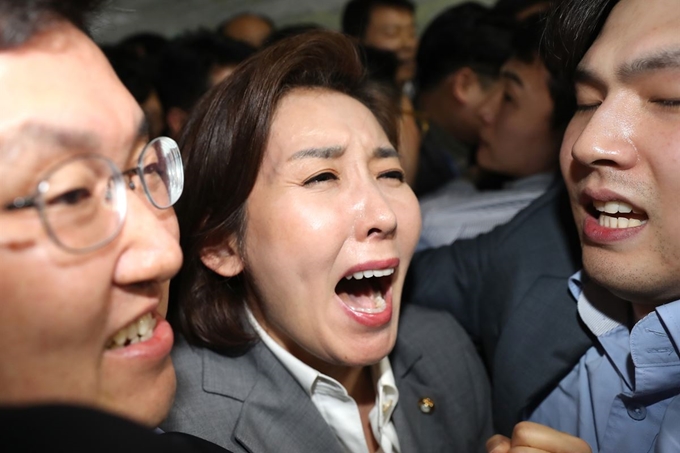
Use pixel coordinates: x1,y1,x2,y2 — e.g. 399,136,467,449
492,276,593,435
390,332,446,453
202,342,344,453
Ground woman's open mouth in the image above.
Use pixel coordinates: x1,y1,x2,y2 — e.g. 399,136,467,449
334,268,395,314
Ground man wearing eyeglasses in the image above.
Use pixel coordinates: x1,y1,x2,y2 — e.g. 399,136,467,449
0,1,227,451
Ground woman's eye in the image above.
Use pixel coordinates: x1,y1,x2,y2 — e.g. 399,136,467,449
303,172,337,186
379,170,405,182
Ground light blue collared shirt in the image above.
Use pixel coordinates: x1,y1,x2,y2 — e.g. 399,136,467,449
528,271,680,453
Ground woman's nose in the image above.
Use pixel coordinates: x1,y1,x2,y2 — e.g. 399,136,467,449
352,180,398,241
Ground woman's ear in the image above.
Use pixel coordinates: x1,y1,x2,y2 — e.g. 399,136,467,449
200,234,244,277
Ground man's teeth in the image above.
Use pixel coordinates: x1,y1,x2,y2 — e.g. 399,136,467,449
345,268,395,280
593,200,638,214
107,313,156,350
593,200,646,229
599,215,645,228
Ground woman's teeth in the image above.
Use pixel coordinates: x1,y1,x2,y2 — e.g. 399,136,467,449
347,290,387,314
107,313,156,350
345,268,395,280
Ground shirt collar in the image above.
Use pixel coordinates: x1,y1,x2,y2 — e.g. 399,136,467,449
246,307,399,422
569,271,680,344
570,271,630,336
569,271,680,393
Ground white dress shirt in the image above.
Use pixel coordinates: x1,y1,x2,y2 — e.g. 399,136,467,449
247,310,401,453
417,172,554,250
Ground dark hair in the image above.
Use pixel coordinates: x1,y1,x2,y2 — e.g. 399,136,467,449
493,0,552,16
342,0,415,39
416,2,514,93
118,32,168,59
0,0,104,49
543,0,618,80
155,30,254,113
511,14,575,130
102,44,155,105
263,23,324,47
171,31,399,351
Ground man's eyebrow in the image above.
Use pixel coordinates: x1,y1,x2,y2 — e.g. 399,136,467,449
17,122,101,153
617,48,680,81
573,66,601,86
288,145,345,161
1,116,149,166
501,69,524,88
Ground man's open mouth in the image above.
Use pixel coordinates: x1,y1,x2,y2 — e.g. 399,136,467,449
106,313,157,350
591,200,648,229
334,268,395,314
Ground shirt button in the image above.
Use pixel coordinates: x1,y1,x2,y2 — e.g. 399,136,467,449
626,403,647,421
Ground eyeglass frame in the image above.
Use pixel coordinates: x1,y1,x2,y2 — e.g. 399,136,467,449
2,136,183,253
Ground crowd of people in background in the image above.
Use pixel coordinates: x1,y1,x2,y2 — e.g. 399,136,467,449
3,0,680,451
102,0,557,251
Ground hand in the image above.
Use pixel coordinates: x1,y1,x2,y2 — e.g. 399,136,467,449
486,422,592,453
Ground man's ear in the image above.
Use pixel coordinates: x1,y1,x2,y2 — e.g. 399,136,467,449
449,67,483,105
200,234,244,277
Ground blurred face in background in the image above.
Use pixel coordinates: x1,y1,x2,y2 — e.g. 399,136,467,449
476,56,560,178
363,6,417,85
221,14,273,48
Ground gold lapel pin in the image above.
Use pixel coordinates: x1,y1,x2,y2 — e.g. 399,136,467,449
418,397,435,414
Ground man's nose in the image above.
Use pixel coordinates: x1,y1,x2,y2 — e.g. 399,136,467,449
569,99,638,171
113,191,183,287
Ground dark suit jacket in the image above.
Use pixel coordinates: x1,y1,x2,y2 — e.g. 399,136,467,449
162,305,493,453
0,404,230,452
405,177,593,436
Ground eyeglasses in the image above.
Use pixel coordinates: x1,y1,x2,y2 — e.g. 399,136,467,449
3,136,183,253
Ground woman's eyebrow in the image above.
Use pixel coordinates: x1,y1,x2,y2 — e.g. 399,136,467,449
288,145,345,161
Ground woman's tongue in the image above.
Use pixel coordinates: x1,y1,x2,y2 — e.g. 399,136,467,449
335,278,386,314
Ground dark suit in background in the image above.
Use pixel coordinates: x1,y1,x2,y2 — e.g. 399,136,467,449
405,177,592,435
0,405,230,452
163,305,492,453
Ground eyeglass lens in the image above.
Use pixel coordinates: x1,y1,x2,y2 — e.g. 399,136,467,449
40,155,126,252
39,136,182,252
137,136,183,209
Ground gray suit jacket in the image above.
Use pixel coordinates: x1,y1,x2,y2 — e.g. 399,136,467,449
405,177,593,436
162,305,492,453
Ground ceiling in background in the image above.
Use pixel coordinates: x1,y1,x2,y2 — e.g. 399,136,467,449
94,0,495,44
